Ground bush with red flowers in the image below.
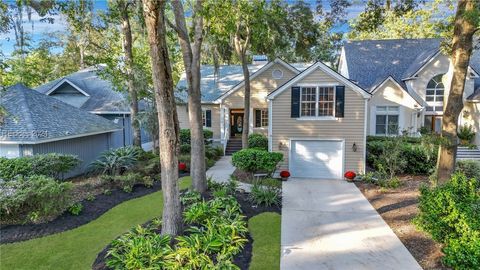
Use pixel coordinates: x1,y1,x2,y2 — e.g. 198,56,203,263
178,162,187,172
280,170,290,178
344,171,356,180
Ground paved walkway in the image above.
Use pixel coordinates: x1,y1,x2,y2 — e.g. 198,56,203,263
206,156,251,191
281,178,422,270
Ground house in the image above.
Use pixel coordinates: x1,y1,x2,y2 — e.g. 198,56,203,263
0,84,121,177
35,66,151,148
176,58,369,179
338,38,480,145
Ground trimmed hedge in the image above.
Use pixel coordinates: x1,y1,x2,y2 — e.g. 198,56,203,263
232,149,283,173
0,175,73,224
248,133,268,151
0,154,81,181
415,173,480,269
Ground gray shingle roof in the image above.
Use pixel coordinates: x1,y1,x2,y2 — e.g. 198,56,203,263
1,84,120,143
175,61,311,103
35,66,130,113
344,38,442,91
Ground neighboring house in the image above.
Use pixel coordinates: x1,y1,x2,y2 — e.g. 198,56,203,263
35,66,151,148
176,58,369,179
339,38,480,145
0,84,121,177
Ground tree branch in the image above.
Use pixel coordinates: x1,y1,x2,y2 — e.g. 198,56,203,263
166,17,181,35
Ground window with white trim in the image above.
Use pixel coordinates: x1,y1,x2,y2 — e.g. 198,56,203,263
254,108,268,127
375,106,399,135
425,74,445,113
300,86,335,117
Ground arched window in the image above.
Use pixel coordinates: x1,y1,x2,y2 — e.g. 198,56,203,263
425,74,445,113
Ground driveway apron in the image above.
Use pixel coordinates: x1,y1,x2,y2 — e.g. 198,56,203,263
281,178,422,270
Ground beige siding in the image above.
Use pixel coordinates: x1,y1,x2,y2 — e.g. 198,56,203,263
176,104,221,140
368,80,419,135
222,63,297,109
460,102,480,145
271,67,366,174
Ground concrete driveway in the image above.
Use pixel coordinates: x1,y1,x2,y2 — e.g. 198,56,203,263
281,178,422,270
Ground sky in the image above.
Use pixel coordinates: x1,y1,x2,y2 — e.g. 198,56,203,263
0,0,443,58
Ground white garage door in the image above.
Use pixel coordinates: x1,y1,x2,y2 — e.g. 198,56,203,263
290,140,344,179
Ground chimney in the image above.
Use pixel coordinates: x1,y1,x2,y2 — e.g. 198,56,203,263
252,55,268,65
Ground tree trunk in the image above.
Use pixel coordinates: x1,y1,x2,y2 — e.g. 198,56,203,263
142,0,182,236
120,1,141,147
171,0,207,193
234,28,251,149
436,0,477,184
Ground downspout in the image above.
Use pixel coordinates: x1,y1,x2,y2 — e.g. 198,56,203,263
122,114,126,147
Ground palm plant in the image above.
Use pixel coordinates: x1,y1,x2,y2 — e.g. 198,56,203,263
90,146,141,176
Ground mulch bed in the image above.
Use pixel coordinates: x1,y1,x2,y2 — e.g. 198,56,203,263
355,175,450,270
92,190,281,270
0,173,189,244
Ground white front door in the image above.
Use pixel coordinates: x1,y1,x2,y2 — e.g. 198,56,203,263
290,140,344,179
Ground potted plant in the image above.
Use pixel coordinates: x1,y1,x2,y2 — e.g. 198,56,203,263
280,170,290,181
458,125,476,146
344,171,356,182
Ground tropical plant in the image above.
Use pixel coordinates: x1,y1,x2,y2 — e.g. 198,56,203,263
249,183,281,206
457,125,476,144
90,146,142,176
68,202,83,216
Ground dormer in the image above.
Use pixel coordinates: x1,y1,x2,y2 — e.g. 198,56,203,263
46,78,90,108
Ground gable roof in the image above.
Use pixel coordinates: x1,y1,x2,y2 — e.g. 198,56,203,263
35,66,130,114
267,61,371,100
1,84,120,144
343,38,442,92
175,58,310,103
371,76,422,106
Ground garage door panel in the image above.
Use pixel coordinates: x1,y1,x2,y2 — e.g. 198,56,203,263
290,140,343,179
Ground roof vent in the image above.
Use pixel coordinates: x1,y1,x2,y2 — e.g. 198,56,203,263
252,55,268,65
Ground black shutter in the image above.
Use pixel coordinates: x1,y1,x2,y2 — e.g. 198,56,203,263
335,86,345,118
206,110,212,127
255,109,261,127
291,86,300,118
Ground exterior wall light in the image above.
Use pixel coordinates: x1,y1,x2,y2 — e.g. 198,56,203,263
352,142,357,152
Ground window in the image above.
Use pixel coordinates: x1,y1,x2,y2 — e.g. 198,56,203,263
202,110,207,127
300,86,335,117
272,69,283,79
426,74,445,114
255,109,268,127
375,106,399,135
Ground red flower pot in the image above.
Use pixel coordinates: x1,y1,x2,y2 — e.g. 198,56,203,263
280,170,290,181
344,171,356,181
178,162,187,172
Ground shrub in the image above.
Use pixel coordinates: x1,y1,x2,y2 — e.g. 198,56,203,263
232,149,283,173
180,144,191,154
249,183,281,206
114,172,142,193
367,137,438,175
68,202,83,216
179,129,213,145
0,154,81,181
205,145,224,160
457,125,476,144
415,173,480,269
90,146,141,176
248,133,268,150
0,175,73,224
456,160,480,181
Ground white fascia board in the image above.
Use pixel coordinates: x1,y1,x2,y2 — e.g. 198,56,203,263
45,78,90,97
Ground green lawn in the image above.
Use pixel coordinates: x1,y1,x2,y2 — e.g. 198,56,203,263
0,177,192,270
248,212,281,270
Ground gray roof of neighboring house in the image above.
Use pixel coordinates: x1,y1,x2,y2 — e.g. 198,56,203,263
175,61,311,103
0,84,120,143
344,38,442,92
35,66,130,113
